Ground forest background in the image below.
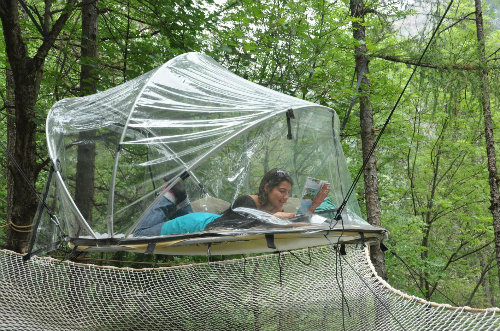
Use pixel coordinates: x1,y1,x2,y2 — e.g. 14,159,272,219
0,0,499,309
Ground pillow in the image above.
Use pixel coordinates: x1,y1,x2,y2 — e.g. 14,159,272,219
191,196,231,214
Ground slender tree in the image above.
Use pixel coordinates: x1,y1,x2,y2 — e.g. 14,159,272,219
74,0,98,224
350,0,386,279
0,0,77,252
474,0,500,291
5,66,14,234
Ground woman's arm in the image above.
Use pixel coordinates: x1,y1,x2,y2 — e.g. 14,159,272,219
233,195,295,218
273,211,295,219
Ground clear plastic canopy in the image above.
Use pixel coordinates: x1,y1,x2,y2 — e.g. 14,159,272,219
32,52,383,255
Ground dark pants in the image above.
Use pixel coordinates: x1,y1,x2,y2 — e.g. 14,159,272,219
134,197,193,236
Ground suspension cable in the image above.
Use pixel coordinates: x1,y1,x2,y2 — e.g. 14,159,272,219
340,250,409,331
335,0,455,219
0,140,55,220
388,246,460,306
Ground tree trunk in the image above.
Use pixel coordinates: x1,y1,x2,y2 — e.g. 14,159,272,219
421,122,444,300
0,0,76,253
350,0,386,279
123,0,131,81
74,0,98,224
420,226,431,299
3,4,42,251
467,252,495,306
474,0,500,292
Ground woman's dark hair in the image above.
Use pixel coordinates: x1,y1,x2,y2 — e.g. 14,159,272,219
257,168,293,207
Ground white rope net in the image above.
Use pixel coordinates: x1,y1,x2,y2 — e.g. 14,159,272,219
0,246,499,331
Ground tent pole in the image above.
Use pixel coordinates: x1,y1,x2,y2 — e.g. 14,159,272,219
24,164,56,259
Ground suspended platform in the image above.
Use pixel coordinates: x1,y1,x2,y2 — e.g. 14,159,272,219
69,222,387,255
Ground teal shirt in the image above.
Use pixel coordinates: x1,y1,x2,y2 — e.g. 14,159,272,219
160,212,221,235
315,197,336,212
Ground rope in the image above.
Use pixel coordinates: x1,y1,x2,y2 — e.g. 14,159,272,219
342,248,409,331
0,139,57,222
388,247,460,306
56,255,181,267
335,246,350,331
335,0,456,219
389,246,427,298
0,142,64,260
287,247,312,265
363,246,500,313
2,245,500,316
8,247,318,272
323,239,409,330
6,221,33,233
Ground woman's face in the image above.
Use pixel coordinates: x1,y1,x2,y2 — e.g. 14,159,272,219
265,180,291,212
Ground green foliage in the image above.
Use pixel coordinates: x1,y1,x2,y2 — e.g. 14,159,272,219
97,0,211,82
375,4,500,305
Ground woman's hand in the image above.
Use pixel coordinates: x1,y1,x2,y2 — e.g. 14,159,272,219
273,211,295,219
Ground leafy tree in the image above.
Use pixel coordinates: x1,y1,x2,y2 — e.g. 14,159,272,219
0,0,78,253
349,0,386,279
474,0,500,293
74,0,99,225
376,0,500,306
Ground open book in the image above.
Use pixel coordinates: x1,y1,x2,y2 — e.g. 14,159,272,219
296,177,331,215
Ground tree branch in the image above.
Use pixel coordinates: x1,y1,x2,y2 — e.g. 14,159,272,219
371,53,482,71
438,12,475,35
33,0,78,70
450,240,494,264
429,239,493,297
465,254,495,306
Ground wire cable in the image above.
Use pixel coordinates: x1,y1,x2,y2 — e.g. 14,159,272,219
388,246,460,306
0,140,56,220
339,249,409,331
335,0,455,219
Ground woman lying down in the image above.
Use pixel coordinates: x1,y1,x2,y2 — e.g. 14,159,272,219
134,168,330,237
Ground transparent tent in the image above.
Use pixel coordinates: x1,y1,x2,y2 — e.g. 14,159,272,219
29,52,386,257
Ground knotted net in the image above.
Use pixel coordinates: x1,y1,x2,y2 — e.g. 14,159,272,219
1,246,499,331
